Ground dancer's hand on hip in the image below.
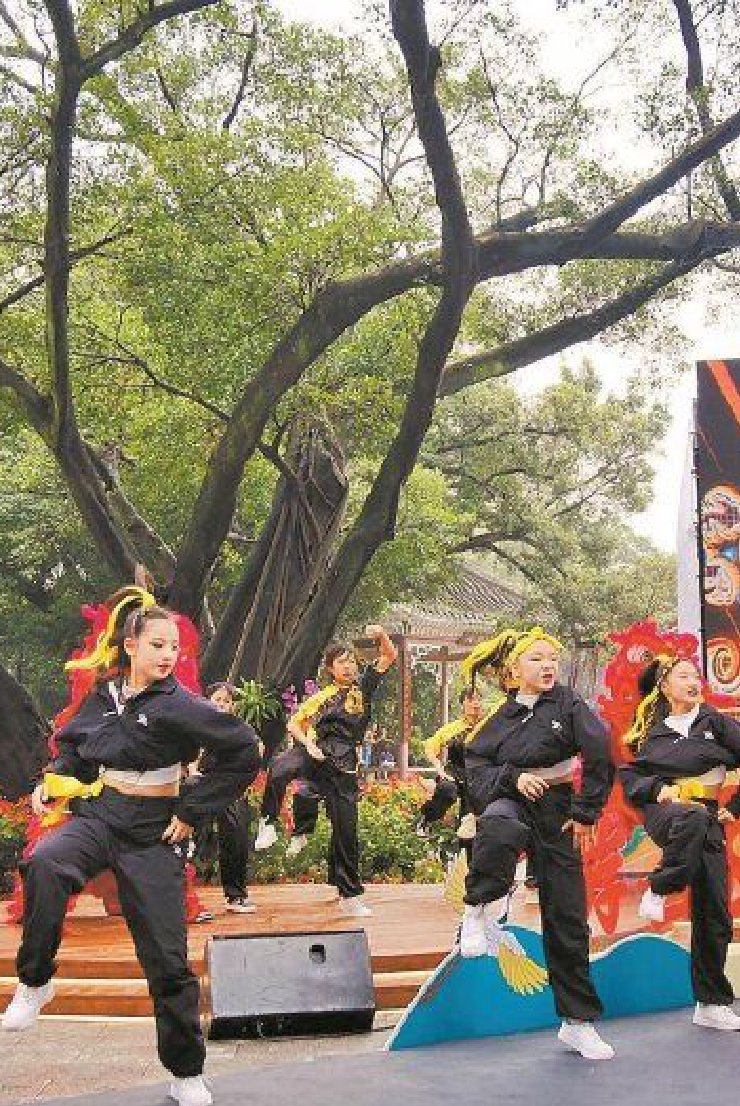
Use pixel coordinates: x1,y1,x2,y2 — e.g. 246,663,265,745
516,772,548,801
718,807,735,824
162,815,193,844
31,782,49,817
562,819,596,850
657,784,681,804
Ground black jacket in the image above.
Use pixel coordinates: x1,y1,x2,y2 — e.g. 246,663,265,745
313,667,384,773
619,704,740,814
51,675,260,824
465,684,614,825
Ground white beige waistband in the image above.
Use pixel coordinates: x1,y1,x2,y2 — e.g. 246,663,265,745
102,765,181,787
532,757,577,780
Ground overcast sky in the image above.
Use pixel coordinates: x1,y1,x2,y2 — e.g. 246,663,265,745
273,0,740,553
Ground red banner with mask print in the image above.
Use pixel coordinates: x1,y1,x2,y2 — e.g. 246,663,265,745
696,359,740,712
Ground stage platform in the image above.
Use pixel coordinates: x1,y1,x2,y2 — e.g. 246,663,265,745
3,879,738,1022
0,883,461,1017
16,1009,740,1106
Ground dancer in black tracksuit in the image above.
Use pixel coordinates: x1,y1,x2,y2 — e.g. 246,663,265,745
459,627,615,1061
417,688,484,840
191,682,258,914
619,654,740,1032
1,602,260,1106
255,626,396,915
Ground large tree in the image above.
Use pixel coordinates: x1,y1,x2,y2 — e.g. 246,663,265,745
1,0,738,700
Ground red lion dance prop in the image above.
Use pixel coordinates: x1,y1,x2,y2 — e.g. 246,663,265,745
7,591,205,924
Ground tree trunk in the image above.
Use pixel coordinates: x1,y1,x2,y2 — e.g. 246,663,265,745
201,424,348,686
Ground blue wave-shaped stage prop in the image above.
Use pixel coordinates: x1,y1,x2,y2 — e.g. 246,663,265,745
387,929,693,1051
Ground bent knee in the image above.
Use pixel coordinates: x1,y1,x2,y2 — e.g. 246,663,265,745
477,812,528,850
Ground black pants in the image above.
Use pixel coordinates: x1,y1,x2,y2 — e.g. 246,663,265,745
216,797,251,901
261,745,304,822
420,775,471,827
464,788,602,1022
643,800,733,1005
16,790,205,1077
293,787,320,837
262,745,362,898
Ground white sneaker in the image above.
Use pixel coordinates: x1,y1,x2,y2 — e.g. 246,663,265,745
638,888,665,922
558,1020,615,1060
693,1003,740,1031
456,813,476,840
225,897,256,914
1,981,55,1030
338,895,372,917
460,904,487,958
254,818,278,850
286,833,308,857
169,1075,213,1106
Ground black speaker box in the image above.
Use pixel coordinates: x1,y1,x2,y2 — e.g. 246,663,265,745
203,929,376,1039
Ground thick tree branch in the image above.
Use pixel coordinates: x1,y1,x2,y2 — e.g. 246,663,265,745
167,208,740,613
440,248,709,397
81,1,221,79
0,357,52,432
575,102,740,246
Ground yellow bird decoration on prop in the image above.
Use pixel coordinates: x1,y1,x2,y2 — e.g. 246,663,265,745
444,851,549,996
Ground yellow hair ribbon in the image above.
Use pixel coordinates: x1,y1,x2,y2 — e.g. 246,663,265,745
424,718,470,760
460,627,562,685
624,653,680,750
41,772,105,826
459,631,516,684
64,588,156,674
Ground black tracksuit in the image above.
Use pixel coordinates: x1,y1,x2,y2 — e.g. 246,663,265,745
420,736,471,827
16,675,260,1077
195,747,253,903
464,685,614,1022
619,704,740,1006
261,668,384,898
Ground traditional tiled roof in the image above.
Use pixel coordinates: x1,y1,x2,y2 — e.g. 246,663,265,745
384,562,526,639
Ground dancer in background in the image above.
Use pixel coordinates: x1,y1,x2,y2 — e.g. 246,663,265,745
417,687,484,841
255,626,396,916
2,603,260,1106
192,682,257,914
459,627,615,1061
620,654,740,1031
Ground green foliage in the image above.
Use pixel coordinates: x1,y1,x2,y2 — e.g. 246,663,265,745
228,781,459,885
232,679,282,729
424,361,675,641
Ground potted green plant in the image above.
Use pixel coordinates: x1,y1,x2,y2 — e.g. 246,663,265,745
232,679,283,730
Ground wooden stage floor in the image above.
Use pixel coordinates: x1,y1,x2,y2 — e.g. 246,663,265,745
0,878,700,1020
0,883,461,1017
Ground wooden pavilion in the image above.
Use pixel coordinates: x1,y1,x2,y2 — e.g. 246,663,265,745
383,563,526,776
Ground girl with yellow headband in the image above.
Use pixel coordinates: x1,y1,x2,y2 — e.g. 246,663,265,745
1,595,261,1106
619,654,740,1032
459,627,615,1061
